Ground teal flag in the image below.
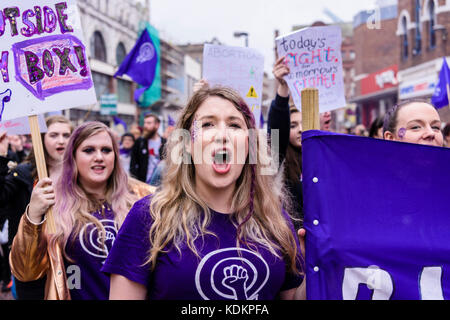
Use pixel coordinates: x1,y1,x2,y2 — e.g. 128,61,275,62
137,22,161,108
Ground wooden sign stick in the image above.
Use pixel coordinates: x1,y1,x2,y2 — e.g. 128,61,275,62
28,115,56,233
301,88,320,131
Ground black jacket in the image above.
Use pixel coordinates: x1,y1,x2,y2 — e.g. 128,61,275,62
267,94,304,229
0,156,33,247
129,136,167,182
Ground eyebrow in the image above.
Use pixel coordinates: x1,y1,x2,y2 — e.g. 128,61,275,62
406,119,441,125
81,144,113,149
197,115,245,123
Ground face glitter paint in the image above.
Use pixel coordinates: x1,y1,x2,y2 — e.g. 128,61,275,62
398,128,406,139
191,119,201,142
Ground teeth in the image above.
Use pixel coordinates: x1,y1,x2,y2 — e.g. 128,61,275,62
214,150,230,164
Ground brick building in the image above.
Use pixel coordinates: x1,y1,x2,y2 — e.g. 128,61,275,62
351,3,399,128
397,0,450,122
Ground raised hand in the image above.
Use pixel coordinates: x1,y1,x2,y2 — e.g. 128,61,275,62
222,265,249,300
193,79,209,93
28,178,55,224
272,56,290,97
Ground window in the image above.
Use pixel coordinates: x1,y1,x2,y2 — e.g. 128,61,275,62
116,42,126,66
402,17,409,60
413,0,422,55
429,0,436,49
91,31,107,62
92,71,110,100
118,79,132,103
349,51,356,60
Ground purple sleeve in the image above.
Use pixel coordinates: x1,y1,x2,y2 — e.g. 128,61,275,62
101,196,153,286
280,208,304,291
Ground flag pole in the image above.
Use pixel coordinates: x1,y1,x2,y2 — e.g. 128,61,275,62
28,115,56,233
301,88,320,131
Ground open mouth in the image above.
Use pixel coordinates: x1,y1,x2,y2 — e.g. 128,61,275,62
213,150,231,164
91,165,105,173
56,147,65,153
212,149,232,174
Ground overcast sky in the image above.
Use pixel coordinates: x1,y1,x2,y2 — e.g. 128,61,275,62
147,0,379,75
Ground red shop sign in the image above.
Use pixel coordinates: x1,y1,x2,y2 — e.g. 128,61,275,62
361,65,398,96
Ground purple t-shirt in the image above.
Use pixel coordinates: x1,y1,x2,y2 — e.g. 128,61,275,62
102,196,303,300
64,204,118,300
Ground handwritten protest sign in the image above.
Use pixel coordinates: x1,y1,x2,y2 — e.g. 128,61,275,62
276,26,346,112
203,44,264,128
0,0,97,121
0,114,46,135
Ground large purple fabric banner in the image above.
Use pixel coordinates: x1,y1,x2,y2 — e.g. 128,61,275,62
302,130,450,300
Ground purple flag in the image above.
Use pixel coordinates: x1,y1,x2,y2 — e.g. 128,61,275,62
303,130,450,300
114,29,158,104
113,116,128,131
431,57,450,109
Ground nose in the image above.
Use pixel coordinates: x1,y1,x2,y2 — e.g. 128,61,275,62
214,123,230,144
422,125,437,141
56,134,66,145
93,150,104,161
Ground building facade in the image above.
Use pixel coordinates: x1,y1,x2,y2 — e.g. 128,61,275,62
351,2,399,128
71,0,149,127
397,0,450,122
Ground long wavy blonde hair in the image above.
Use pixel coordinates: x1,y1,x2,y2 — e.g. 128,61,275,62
147,87,302,274
49,122,138,259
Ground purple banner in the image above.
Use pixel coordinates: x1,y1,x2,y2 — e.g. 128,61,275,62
302,130,450,300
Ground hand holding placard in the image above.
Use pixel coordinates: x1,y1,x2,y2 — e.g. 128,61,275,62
272,56,290,98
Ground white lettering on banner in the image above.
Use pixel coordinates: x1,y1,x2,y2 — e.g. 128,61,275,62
420,267,444,300
342,266,393,300
342,266,445,300
375,70,397,89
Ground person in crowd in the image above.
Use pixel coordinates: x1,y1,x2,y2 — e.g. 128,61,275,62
20,135,32,156
267,56,304,229
354,124,368,137
129,124,142,141
383,99,444,147
320,111,332,131
119,133,135,175
7,135,26,164
0,216,10,293
102,86,305,300
442,123,450,147
0,115,72,299
130,114,166,183
369,116,384,139
9,121,154,300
